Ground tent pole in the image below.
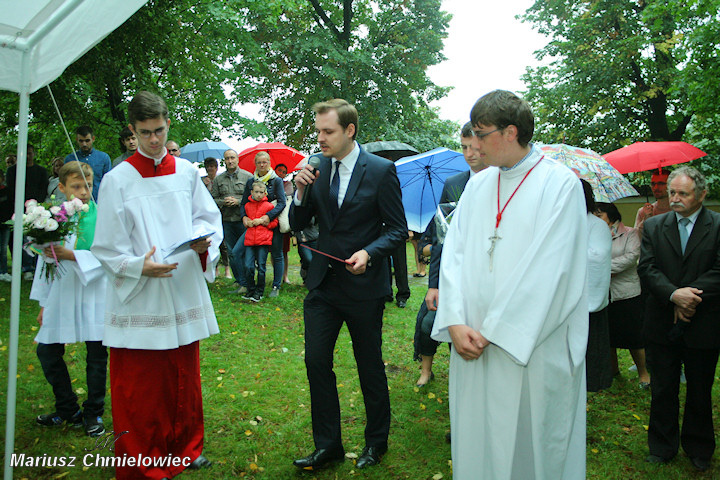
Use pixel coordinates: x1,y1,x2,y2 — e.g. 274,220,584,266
4,50,31,480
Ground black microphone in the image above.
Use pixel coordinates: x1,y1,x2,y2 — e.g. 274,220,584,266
300,156,322,207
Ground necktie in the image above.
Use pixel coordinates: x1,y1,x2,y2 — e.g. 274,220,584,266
329,160,340,216
679,217,690,253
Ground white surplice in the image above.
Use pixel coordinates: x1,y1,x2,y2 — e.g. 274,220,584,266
432,146,588,480
91,157,223,350
30,234,107,344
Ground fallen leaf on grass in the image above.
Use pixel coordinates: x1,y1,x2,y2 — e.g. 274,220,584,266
26,364,34,372
632,414,641,421
427,392,436,399
591,448,599,454
218,368,226,374
432,473,444,480
244,430,253,436
420,403,426,410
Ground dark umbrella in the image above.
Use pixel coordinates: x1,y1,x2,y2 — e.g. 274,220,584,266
603,141,707,174
362,141,419,161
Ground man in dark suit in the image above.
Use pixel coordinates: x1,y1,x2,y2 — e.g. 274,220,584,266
638,166,720,472
424,122,485,312
290,99,407,470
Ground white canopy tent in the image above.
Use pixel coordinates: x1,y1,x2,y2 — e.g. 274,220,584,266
0,1,147,477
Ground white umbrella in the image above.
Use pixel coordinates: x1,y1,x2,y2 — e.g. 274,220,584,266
0,2,147,477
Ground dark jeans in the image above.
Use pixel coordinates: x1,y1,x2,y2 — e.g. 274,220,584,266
298,240,316,270
0,225,9,274
245,245,269,295
222,221,245,283
270,229,284,288
233,229,284,289
37,341,108,419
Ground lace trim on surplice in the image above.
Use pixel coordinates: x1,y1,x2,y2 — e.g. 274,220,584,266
107,303,215,328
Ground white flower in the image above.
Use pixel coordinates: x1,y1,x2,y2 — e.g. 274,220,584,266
81,203,90,213
50,206,61,215
45,219,59,231
33,217,49,230
24,199,38,209
39,209,51,219
72,197,84,210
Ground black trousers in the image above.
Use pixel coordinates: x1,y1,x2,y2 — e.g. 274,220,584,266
387,242,410,302
303,272,390,450
37,341,108,419
646,340,719,460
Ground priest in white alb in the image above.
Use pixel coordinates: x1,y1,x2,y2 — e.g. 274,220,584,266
92,91,222,479
432,90,588,480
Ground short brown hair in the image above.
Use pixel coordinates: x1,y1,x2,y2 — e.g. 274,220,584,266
470,90,534,147
59,161,93,185
128,91,169,126
312,98,358,140
251,180,267,192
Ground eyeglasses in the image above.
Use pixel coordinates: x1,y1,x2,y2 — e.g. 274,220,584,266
169,148,180,153
135,126,167,139
472,128,500,140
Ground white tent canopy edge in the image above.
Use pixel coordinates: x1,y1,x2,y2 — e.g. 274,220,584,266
0,1,147,478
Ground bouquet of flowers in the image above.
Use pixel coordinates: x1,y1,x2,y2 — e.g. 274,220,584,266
8,198,89,281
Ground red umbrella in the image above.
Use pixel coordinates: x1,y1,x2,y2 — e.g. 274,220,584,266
603,141,707,174
237,142,306,173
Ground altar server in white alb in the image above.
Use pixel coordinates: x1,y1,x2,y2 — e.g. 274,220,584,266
31,161,107,438
92,91,223,479
432,90,588,480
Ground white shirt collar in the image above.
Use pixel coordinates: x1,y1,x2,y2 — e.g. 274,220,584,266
333,141,360,172
137,146,168,166
675,207,702,225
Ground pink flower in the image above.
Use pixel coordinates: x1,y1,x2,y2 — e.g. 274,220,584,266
24,199,38,209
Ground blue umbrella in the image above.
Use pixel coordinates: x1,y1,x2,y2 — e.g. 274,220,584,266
180,141,232,163
395,147,468,232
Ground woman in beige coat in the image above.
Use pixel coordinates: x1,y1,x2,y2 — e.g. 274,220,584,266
596,202,651,388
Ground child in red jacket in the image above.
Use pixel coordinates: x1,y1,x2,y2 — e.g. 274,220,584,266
242,180,279,301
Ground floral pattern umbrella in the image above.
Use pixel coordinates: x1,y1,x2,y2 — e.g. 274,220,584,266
539,143,639,202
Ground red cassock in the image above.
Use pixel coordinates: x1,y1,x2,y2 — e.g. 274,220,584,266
111,153,205,479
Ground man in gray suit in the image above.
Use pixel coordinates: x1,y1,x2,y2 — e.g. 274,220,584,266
638,166,720,472
425,122,486,311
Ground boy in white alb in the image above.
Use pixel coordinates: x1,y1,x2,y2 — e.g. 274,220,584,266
92,91,223,479
31,161,107,437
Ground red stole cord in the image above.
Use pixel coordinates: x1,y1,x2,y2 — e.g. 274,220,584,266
495,156,544,229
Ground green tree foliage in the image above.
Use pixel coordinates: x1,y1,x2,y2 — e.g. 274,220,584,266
233,0,458,152
0,0,260,163
520,0,719,156
1,0,458,166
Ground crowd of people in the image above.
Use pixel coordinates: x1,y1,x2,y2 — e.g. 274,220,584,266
2,88,718,479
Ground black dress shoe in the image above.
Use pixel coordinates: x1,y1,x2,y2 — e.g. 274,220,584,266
188,454,212,470
293,448,345,470
356,445,387,469
646,454,670,464
396,299,407,308
690,457,710,471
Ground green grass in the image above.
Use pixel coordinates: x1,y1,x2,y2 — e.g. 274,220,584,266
0,244,718,479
